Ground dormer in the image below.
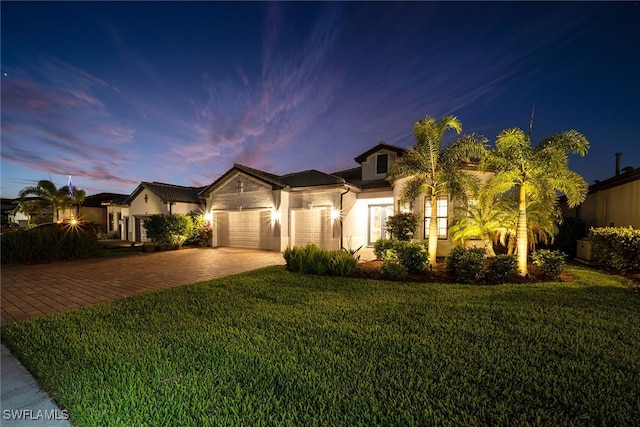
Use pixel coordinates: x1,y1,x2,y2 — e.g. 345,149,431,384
354,141,405,182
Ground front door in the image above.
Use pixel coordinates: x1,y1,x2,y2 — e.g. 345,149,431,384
368,205,394,245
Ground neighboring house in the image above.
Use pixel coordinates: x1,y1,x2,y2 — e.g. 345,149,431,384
200,142,492,257
58,193,129,231
562,154,640,229
106,182,205,242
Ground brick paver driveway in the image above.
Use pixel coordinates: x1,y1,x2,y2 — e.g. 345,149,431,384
1,247,284,325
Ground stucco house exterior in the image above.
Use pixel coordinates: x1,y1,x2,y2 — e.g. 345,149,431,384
105,182,205,242
200,142,492,257
104,141,493,255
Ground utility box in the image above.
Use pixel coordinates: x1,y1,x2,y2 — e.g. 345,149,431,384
576,238,593,261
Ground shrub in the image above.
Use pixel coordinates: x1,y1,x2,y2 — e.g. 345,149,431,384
386,213,418,241
445,246,486,284
483,255,518,285
373,238,396,260
590,226,640,272
381,250,408,279
394,241,429,274
1,226,98,265
143,214,196,247
531,249,566,279
283,246,301,272
329,250,358,276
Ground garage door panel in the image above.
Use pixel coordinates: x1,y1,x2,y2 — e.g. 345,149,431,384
216,210,271,249
293,209,333,248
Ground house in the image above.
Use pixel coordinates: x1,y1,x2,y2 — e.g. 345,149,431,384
105,182,205,242
562,153,640,229
58,193,129,231
200,142,492,257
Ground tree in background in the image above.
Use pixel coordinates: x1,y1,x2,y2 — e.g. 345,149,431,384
19,180,69,223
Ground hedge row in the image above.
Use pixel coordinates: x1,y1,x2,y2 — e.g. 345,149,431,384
590,226,640,272
1,227,98,265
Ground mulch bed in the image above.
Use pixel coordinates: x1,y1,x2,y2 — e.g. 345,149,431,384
353,259,574,284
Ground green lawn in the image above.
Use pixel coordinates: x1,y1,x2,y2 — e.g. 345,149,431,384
2,265,639,426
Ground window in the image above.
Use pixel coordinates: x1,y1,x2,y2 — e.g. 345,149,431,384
376,154,388,175
369,205,394,244
424,196,448,239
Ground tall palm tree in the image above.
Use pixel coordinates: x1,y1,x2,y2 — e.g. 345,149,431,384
19,180,69,223
388,115,486,267
482,128,589,276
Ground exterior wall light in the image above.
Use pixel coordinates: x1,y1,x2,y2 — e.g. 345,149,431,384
330,207,341,222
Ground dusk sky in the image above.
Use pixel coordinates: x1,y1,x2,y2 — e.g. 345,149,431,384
2,1,639,199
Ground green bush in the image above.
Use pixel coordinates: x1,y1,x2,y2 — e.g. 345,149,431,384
381,250,408,279
394,241,429,274
590,226,640,272
531,249,566,279
385,212,418,241
373,238,396,260
144,214,197,246
285,244,360,276
445,246,486,284
1,226,98,265
483,254,518,285
329,250,358,276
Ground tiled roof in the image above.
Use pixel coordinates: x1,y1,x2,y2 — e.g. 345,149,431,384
83,193,129,207
280,170,345,187
331,167,391,189
127,182,205,204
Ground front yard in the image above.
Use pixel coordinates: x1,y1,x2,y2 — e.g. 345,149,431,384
2,265,639,426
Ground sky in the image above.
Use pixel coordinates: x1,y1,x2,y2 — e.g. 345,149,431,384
1,1,639,199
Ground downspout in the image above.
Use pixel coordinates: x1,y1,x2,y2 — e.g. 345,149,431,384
339,188,350,249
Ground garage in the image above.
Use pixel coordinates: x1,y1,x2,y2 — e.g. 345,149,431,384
291,208,336,249
215,210,272,250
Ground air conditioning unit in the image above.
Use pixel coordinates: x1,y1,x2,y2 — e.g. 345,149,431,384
576,239,593,261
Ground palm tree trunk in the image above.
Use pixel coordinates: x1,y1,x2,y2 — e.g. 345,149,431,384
516,184,528,276
482,235,496,256
428,194,438,268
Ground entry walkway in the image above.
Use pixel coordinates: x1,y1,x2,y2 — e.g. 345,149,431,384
1,247,285,325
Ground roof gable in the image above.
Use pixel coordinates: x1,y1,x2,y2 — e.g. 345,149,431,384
354,141,405,164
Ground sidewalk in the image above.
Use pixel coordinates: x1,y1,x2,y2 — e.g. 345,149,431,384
1,345,71,427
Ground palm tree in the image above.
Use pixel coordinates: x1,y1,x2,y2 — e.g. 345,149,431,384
19,180,69,223
482,128,589,276
70,188,87,218
449,196,510,257
388,115,486,267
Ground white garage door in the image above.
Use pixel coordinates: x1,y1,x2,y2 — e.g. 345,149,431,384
215,210,271,249
292,208,334,249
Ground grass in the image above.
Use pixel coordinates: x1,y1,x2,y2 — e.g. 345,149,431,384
2,265,639,426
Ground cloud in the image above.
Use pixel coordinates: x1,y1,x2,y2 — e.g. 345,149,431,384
0,57,138,192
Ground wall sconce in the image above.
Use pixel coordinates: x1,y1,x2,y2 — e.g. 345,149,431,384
271,208,281,224
307,202,313,209
330,207,341,222
204,211,213,224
